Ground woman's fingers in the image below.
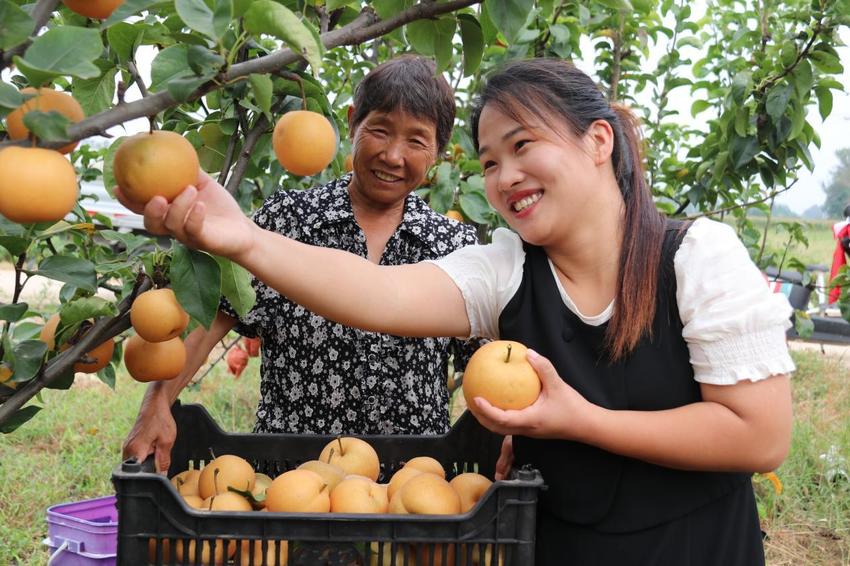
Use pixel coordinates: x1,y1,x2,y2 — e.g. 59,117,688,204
495,435,514,480
161,185,198,239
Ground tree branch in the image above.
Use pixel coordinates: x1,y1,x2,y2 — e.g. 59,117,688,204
0,0,481,152
0,274,153,427
225,113,271,194
686,179,798,220
0,0,61,71
11,253,27,304
127,60,149,98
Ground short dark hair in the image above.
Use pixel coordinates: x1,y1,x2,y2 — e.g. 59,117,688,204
844,204,850,218
351,55,455,154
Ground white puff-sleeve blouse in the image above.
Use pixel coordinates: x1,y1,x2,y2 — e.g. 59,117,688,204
427,217,795,385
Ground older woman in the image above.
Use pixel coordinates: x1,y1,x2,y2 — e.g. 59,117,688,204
123,55,479,473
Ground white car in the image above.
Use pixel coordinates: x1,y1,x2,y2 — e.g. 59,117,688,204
76,182,146,233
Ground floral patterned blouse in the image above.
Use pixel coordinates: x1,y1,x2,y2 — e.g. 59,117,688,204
220,175,480,435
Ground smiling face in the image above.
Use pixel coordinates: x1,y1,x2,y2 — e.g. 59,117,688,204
348,108,438,210
477,103,608,246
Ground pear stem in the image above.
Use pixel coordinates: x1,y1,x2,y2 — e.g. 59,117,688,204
505,343,512,363
337,437,345,456
327,448,335,464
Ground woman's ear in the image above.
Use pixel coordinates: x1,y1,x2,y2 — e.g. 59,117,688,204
586,119,615,166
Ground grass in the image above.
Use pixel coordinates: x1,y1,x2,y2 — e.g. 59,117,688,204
1,347,848,565
744,216,836,268
0,357,261,566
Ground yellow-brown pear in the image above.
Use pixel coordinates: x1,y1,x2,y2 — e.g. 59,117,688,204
319,437,380,481
265,469,330,513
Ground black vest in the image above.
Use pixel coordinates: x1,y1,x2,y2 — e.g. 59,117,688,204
501,221,750,533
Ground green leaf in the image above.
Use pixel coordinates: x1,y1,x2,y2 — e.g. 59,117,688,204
730,71,751,104
734,107,749,137
429,162,458,213
435,19,456,73
213,0,233,39
10,340,48,383
100,230,149,252
170,245,221,329
690,99,711,118
486,0,533,43
102,0,161,28
167,76,210,103
72,60,118,116
459,190,492,224
729,135,758,170
596,0,633,10
215,256,256,318
234,0,254,17
150,45,193,92
106,22,144,64
0,82,23,110
249,74,273,114
815,86,833,121
61,297,116,323
13,26,103,87
765,83,793,122
46,367,75,390
97,363,116,389
794,310,813,339
372,0,414,20
0,0,35,51
102,137,125,195
0,406,41,434
0,303,28,323
175,0,217,39
186,45,225,77
809,51,843,74
244,0,324,77
0,231,30,256
790,59,813,99
22,111,71,143
479,1,498,44
458,14,484,77
35,256,97,293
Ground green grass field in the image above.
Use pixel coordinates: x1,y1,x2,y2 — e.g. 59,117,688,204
747,216,836,268
1,347,849,565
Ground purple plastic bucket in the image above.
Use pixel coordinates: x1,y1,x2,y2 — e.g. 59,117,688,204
44,495,117,565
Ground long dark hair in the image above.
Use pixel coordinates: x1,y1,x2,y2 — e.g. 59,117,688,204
470,58,665,361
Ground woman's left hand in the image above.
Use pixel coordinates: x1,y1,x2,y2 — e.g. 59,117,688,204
472,349,595,440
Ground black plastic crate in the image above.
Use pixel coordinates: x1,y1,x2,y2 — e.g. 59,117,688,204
112,401,545,565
